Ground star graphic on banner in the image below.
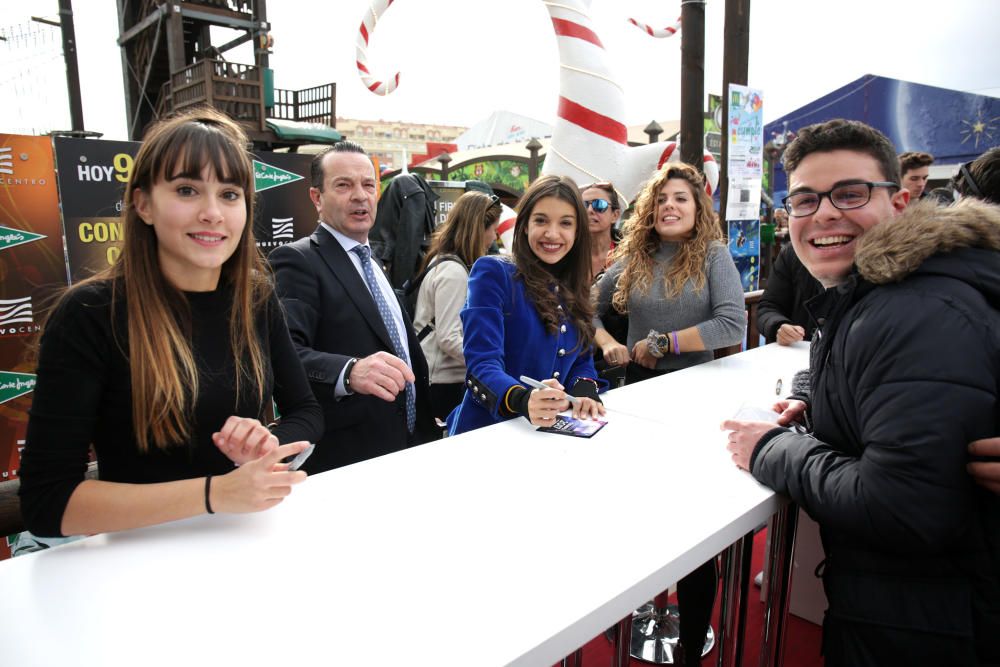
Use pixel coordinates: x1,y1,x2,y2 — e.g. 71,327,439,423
959,111,998,149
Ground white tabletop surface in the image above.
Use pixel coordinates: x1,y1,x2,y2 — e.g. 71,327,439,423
0,343,809,667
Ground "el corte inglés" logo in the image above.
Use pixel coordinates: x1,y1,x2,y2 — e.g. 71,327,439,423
0,371,36,404
0,225,46,252
253,160,303,193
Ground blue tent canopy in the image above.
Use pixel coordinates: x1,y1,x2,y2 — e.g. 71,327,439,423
766,74,1000,197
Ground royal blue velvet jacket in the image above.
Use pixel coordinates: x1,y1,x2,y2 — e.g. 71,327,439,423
447,255,605,435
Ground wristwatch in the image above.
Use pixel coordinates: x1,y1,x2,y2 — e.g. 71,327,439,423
646,330,669,358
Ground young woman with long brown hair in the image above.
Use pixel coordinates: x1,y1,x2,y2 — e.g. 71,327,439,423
18,108,322,537
447,175,606,434
412,190,501,420
593,162,743,666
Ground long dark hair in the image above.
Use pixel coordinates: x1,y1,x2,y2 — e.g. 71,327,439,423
511,175,595,350
40,107,268,452
421,191,500,270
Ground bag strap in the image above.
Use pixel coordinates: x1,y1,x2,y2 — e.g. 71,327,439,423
404,254,468,297
408,254,469,342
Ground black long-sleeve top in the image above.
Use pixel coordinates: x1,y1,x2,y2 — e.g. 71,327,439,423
757,243,824,343
18,280,324,537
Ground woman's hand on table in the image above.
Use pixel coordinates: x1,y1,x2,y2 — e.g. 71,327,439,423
631,339,658,369
720,420,779,471
527,379,570,426
212,441,310,513
213,416,279,465
772,399,808,426
571,396,606,421
601,340,630,367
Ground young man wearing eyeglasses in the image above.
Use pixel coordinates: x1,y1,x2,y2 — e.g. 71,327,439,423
723,119,1000,666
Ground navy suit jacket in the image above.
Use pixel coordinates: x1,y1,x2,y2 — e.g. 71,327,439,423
269,227,439,473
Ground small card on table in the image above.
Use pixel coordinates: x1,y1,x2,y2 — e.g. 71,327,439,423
536,414,608,438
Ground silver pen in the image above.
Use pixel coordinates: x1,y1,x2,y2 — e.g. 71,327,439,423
518,375,581,406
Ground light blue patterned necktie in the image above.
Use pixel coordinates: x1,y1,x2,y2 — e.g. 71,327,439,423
351,244,416,433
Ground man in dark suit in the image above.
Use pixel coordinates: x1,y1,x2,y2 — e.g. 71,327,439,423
269,141,439,473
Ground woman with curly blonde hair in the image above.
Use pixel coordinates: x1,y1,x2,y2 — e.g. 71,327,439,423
594,162,744,383
593,161,743,664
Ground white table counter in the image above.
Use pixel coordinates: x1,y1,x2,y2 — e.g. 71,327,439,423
0,343,809,667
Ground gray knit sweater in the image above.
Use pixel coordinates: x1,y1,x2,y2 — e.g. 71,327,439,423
593,241,745,371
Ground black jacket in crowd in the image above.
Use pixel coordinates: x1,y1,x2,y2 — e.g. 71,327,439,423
370,173,439,289
750,200,1000,665
756,243,824,342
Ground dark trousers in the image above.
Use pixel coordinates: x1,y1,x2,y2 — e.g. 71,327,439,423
429,382,465,423
627,362,718,665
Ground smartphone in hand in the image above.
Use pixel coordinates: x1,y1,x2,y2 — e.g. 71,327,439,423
284,443,315,471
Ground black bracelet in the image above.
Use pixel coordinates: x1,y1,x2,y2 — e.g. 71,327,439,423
204,475,215,514
343,357,359,393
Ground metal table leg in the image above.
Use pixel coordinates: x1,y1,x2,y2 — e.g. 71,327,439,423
716,531,754,667
758,503,799,667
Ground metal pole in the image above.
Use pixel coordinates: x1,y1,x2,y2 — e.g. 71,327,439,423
679,0,706,170
717,532,754,667
719,0,752,226
759,503,799,667
58,0,84,131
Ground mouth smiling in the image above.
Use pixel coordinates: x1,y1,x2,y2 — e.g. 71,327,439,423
189,232,226,245
538,242,564,252
810,234,855,248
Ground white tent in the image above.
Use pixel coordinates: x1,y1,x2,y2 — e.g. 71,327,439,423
454,110,553,151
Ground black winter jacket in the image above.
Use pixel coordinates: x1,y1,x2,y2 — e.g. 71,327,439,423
370,174,439,289
756,243,824,342
751,200,1000,663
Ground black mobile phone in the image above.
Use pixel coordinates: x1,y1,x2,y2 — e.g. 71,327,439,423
284,443,315,471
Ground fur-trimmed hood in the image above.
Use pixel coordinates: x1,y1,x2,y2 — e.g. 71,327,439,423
855,198,1000,284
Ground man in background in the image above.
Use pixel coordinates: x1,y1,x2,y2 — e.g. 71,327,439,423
898,150,934,201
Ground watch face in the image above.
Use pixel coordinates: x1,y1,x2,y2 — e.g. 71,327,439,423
656,334,670,349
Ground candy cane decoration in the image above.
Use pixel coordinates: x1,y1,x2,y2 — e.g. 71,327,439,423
356,0,718,201
540,0,717,200
627,16,682,38
356,0,399,95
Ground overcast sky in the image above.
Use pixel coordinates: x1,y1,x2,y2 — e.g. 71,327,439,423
2,0,999,141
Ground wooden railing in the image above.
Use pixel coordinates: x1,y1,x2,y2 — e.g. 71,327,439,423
715,289,764,359
169,59,266,130
270,83,336,126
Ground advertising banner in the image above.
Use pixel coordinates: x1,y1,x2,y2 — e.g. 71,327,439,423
54,138,317,282
250,151,317,257
0,136,67,488
726,84,764,292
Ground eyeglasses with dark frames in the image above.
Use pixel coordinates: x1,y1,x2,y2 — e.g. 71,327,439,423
783,181,899,217
584,198,611,213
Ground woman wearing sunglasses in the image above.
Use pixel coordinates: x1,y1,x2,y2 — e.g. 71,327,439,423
412,191,501,421
592,163,744,664
447,175,606,434
580,181,622,281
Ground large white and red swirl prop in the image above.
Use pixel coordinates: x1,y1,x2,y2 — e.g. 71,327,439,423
627,16,682,38
356,0,718,205
355,0,399,96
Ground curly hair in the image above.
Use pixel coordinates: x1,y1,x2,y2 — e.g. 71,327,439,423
611,162,721,313
511,175,595,350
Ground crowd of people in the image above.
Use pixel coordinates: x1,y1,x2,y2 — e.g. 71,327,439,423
14,106,1000,666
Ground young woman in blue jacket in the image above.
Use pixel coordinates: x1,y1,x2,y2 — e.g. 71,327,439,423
447,175,606,434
